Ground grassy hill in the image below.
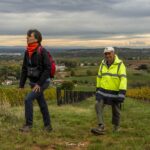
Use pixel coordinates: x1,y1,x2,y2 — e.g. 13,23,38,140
0,97,150,150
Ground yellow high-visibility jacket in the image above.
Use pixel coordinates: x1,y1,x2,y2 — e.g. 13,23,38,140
96,55,127,102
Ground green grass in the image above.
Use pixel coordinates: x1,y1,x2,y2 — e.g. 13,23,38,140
0,97,150,150
68,76,96,83
127,69,150,88
74,84,96,91
72,66,98,76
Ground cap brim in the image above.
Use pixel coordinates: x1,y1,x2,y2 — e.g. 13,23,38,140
103,50,114,53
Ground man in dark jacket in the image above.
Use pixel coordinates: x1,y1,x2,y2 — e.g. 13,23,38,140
19,29,52,132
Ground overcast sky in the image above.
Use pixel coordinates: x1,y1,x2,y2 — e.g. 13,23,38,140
0,0,150,47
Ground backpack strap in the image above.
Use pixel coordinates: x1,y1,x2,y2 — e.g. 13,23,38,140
37,46,43,55
36,46,44,68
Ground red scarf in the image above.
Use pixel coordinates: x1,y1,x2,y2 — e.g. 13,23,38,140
27,42,39,58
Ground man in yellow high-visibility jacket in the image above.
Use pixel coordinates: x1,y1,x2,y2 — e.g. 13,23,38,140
91,47,127,135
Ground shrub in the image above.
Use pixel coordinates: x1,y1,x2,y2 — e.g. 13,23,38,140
70,70,75,76
137,64,148,70
127,87,150,101
86,70,92,76
61,81,74,90
72,80,78,84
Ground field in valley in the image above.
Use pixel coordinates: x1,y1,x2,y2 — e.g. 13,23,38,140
0,48,150,150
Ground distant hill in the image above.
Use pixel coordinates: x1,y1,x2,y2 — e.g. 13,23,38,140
0,46,150,59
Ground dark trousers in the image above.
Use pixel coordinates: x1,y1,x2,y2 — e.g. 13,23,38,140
25,82,51,126
95,99,121,126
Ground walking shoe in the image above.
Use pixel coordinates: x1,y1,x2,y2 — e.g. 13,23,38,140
91,124,105,135
19,124,32,132
43,125,52,132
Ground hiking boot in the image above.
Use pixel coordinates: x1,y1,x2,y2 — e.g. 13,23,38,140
19,124,32,132
113,125,120,133
43,125,52,132
91,124,105,135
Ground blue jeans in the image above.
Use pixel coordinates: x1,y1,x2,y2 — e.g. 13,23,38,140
25,81,51,126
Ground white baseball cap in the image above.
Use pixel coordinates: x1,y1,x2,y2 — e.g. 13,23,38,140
104,47,115,53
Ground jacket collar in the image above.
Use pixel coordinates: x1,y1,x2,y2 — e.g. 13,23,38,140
102,55,122,65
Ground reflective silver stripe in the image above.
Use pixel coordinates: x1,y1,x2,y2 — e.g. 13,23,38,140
97,91,125,98
99,61,126,78
118,94,125,98
100,63,104,73
98,63,104,78
99,61,126,80
119,74,127,78
117,62,122,74
101,73,127,78
102,73,119,77
97,90,119,98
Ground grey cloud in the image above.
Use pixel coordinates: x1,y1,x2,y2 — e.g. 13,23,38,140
1,0,149,18
0,0,108,13
0,0,150,40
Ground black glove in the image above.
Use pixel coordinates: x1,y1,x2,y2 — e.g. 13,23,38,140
113,95,124,104
117,96,124,103
95,88,103,101
117,90,126,103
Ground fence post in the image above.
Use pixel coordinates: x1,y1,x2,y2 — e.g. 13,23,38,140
56,87,62,106
64,90,66,104
57,90,95,105
70,91,73,103
74,91,77,103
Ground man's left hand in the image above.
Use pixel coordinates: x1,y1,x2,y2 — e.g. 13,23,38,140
118,97,124,103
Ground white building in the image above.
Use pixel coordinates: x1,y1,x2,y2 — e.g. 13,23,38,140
56,65,66,72
2,80,13,85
